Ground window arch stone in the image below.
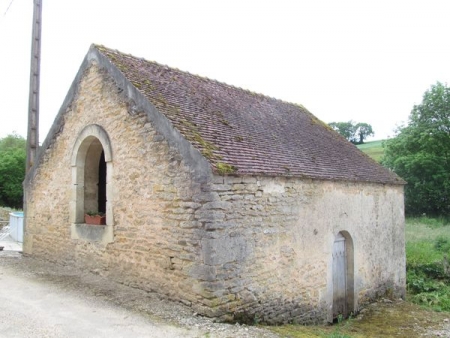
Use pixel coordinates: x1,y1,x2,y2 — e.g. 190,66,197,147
70,124,114,244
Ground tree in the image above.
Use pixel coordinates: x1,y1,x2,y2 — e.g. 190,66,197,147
0,133,26,209
328,121,357,143
383,82,450,217
328,121,374,144
355,123,374,144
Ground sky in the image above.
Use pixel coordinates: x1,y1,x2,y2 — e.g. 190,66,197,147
0,0,450,143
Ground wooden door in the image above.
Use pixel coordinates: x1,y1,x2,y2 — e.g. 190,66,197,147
332,232,347,318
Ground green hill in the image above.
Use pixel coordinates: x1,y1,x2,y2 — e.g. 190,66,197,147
357,140,384,162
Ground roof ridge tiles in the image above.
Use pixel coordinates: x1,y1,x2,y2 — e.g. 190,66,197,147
94,44,299,109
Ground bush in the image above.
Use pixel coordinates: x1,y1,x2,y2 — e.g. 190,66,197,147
0,134,26,209
411,290,450,312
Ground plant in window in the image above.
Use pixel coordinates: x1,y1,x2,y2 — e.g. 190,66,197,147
84,211,106,225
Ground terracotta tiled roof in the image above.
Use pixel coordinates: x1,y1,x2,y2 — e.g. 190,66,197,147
95,45,404,184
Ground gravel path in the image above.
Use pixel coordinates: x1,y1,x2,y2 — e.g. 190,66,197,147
0,253,277,338
1,252,449,337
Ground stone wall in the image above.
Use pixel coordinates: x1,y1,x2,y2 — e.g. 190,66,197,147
187,176,405,324
24,64,205,302
24,61,405,325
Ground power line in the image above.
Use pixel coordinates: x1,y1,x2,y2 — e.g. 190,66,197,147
0,0,15,27
3,0,15,16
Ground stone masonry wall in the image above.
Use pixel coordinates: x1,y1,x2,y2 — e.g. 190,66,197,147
24,64,207,302
188,176,405,324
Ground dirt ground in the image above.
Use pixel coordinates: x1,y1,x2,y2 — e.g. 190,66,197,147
0,252,449,338
0,252,275,338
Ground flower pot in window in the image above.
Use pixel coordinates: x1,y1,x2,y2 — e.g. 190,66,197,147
84,213,106,225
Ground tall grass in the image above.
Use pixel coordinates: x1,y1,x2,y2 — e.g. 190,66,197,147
405,217,450,311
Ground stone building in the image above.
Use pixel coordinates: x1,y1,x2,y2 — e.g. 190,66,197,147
23,45,406,324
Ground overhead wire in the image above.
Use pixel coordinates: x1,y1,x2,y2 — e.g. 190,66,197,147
3,0,15,16
0,0,15,27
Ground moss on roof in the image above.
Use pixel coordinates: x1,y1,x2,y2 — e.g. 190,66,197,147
94,45,404,184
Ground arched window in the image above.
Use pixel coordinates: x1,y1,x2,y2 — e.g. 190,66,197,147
70,125,114,243
83,141,106,216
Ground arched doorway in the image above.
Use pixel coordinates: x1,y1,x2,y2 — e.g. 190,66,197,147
332,231,354,319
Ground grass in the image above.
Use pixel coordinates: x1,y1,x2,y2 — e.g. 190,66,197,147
269,300,448,337
356,140,384,162
405,217,450,312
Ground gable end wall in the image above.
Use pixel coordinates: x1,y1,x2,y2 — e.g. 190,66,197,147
24,63,213,303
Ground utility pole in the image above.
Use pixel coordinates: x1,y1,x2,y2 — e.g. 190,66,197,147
26,0,42,172
23,0,42,253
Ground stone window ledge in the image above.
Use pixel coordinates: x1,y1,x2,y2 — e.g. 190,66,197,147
71,223,114,244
